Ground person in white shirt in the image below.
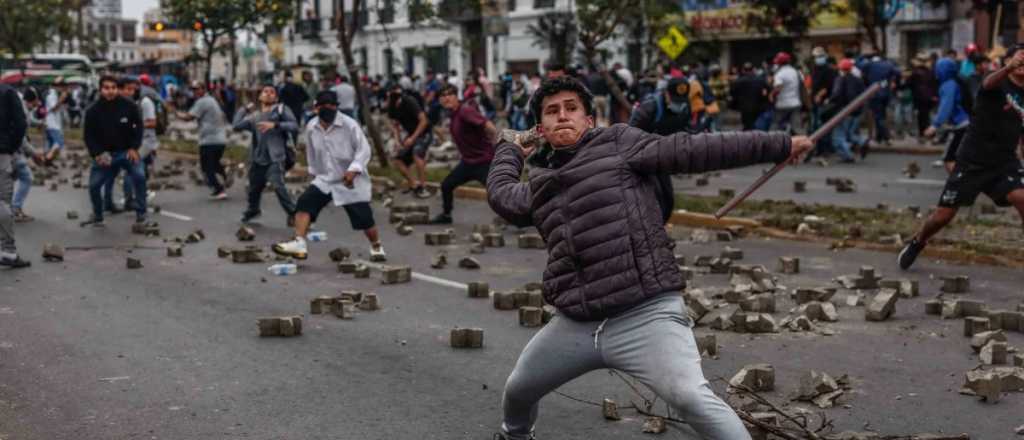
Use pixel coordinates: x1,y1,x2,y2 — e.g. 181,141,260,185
770,52,803,134
44,77,70,161
272,91,386,262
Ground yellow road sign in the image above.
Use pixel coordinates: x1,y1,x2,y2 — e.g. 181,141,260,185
658,26,689,60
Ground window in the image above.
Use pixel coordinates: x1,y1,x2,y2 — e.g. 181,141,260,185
533,0,555,8
424,46,448,75
404,47,416,75
508,0,517,11
379,0,395,24
109,24,118,42
359,47,368,71
383,48,395,77
122,24,136,42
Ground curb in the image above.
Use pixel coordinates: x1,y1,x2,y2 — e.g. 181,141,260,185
870,146,944,155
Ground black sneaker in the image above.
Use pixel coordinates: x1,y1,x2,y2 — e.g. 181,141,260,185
492,433,534,440
80,215,105,228
898,238,925,270
0,255,30,269
860,141,871,160
429,213,453,224
241,210,262,223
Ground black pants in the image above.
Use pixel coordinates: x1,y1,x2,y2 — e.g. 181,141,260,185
441,161,490,215
247,162,296,216
740,111,759,131
915,102,934,136
200,144,227,194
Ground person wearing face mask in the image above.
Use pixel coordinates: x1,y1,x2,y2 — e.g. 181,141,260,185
487,76,812,440
386,83,432,198
273,91,386,262
810,47,838,134
233,84,298,225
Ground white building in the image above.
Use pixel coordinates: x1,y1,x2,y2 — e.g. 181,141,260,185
283,0,636,81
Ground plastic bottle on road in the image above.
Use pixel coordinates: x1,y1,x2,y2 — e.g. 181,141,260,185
306,231,328,242
268,263,297,276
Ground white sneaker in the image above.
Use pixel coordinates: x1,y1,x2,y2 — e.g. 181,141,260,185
369,245,387,262
147,191,157,203
273,237,308,260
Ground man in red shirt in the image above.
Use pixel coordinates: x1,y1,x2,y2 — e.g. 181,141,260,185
430,84,497,224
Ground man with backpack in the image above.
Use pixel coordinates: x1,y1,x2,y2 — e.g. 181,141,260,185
0,83,31,268
924,57,972,174
233,84,298,225
386,82,432,198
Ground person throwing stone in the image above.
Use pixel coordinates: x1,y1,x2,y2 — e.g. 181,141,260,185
487,76,812,440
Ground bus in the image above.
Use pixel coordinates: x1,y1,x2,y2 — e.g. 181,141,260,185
0,53,97,87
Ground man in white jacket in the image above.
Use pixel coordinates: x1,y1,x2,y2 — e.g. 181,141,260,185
273,91,386,261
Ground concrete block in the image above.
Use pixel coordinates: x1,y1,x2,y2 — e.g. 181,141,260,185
739,294,776,314
257,318,280,337
729,364,775,392
337,261,357,273
236,226,255,241
799,301,839,322
333,300,355,319
964,317,991,337
310,296,333,314
353,264,370,278
939,275,970,293
679,266,696,281
970,330,1007,353
381,265,412,284
715,231,734,242
986,310,1022,331
745,313,777,333
865,289,899,321
390,211,429,225
943,299,987,319
719,188,735,198
524,291,545,308
980,341,1007,365
231,247,263,264
396,224,414,236
642,416,667,434
279,317,296,337
131,222,160,236
602,399,621,421
1013,354,1024,367
846,292,865,307
166,245,183,257
993,366,1024,391
493,291,517,310
794,288,834,304
473,224,498,235
450,328,484,348
684,290,714,322
779,257,800,274
518,306,543,327
708,312,734,331
482,233,505,247
518,233,545,249
924,299,942,315
328,247,351,262
709,258,733,274
467,282,490,298
66,210,79,220
126,257,143,269
391,203,429,214
458,257,481,269
542,305,557,323
470,243,486,254
424,232,452,246
358,293,380,311
694,255,714,267
879,279,918,298
793,181,807,193
695,334,718,357
721,246,743,260
41,243,65,262
217,246,234,258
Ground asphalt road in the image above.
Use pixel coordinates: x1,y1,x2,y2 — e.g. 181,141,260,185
1,157,1022,440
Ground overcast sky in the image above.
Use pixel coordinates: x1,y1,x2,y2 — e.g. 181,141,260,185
123,0,159,23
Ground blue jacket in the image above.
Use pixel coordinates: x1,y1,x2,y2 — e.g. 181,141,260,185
861,58,898,100
932,58,969,128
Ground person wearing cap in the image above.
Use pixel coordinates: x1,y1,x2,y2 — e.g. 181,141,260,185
44,76,70,162
386,82,432,198
176,80,230,200
908,52,938,139
923,56,971,173
770,52,803,134
900,46,1024,270
827,59,868,163
233,84,298,225
730,62,771,131
272,91,386,262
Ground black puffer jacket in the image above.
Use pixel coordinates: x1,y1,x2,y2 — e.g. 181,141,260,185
488,124,791,321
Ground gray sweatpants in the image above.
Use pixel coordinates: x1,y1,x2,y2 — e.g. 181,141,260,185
501,293,750,440
0,154,16,253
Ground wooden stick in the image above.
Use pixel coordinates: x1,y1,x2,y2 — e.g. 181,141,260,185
714,81,885,219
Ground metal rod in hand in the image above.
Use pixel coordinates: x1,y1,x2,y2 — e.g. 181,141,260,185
713,81,885,219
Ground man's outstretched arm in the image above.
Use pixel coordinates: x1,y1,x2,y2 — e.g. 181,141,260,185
487,142,533,228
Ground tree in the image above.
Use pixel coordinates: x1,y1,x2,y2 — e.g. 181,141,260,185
161,0,294,83
526,12,577,67
744,0,839,38
0,0,66,59
335,0,391,168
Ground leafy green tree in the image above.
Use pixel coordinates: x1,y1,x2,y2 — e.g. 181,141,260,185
0,0,67,60
526,12,577,67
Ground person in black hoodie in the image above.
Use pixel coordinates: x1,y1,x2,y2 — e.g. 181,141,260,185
82,75,145,227
0,83,30,268
729,62,770,131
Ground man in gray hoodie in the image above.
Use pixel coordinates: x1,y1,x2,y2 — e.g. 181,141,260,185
487,77,812,440
233,84,298,225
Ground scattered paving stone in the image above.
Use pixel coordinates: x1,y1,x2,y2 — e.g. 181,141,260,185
994,367,1024,391
986,310,1022,331
695,334,718,357
131,221,161,236
333,300,356,319
739,294,776,313
467,282,490,298
924,299,942,315
41,243,65,262
328,247,351,262
794,287,835,304
66,210,79,220
469,243,486,254
126,257,143,269
310,296,334,314
970,331,1007,353
353,264,370,278
470,232,485,243
779,257,800,274
380,265,412,284
1013,354,1024,367
339,291,363,304
602,399,621,421
541,305,557,323
430,252,448,269
799,301,839,322
482,233,505,248
782,315,816,332
216,246,234,258
709,257,733,274
258,316,303,337
719,188,735,198
231,247,264,264
721,246,743,260
684,290,714,323
964,317,991,337
517,233,545,249
846,292,865,307
796,370,844,408
396,223,414,236
425,232,452,246
715,230,734,242
793,181,807,193
980,341,1008,365
518,307,543,327
690,229,713,243
961,370,1002,402
166,245,183,257
943,299,987,319
743,313,777,333
729,364,775,392
459,257,481,269
358,293,380,311
879,279,919,298
708,311,734,331
695,176,709,186
493,291,517,310
865,289,899,321
940,275,970,293
450,327,484,348
337,261,357,273
473,224,498,235
235,226,255,241
679,266,697,281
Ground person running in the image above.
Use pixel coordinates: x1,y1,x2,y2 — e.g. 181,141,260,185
770,52,802,134
487,76,812,440
82,75,146,227
828,59,868,163
272,91,386,262
386,83,431,198
429,84,496,224
0,83,31,268
923,57,971,174
176,81,230,199
899,46,1024,270
43,77,70,163
233,84,298,225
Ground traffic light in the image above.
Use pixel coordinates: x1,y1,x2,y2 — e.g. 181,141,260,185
149,21,166,32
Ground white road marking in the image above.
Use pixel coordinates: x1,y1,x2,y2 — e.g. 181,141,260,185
158,210,193,221
895,178,945,186
357,260,468,291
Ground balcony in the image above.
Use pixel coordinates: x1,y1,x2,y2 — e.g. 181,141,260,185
296,18,321,39
437,0,482,22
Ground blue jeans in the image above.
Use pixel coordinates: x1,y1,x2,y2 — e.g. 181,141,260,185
103,155,153,210
754,110,773,131
869,97,890,142
831,113,865,161
89,151,147,220
12,159,31,210
45,129,64,152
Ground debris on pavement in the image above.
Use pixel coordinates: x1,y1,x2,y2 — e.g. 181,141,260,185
328,247,351,262
235,226,255,241
865,289,899,321
258,316,303,337
795,370,846,408
729,364,775,392
641,416,666,434
167,245,183,257
518,306,543,327
517,233,545,249
778,257,799,274
450,327,484,348
431,251,448,269
940,275,970,294
459,257,481,269
467,282,489,298
41,243,65,262
126,257,143,269
380,265,412,284
425,231,452,246
602,399,621,421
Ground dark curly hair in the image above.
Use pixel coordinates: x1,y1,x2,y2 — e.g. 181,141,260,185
529,76,594,122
